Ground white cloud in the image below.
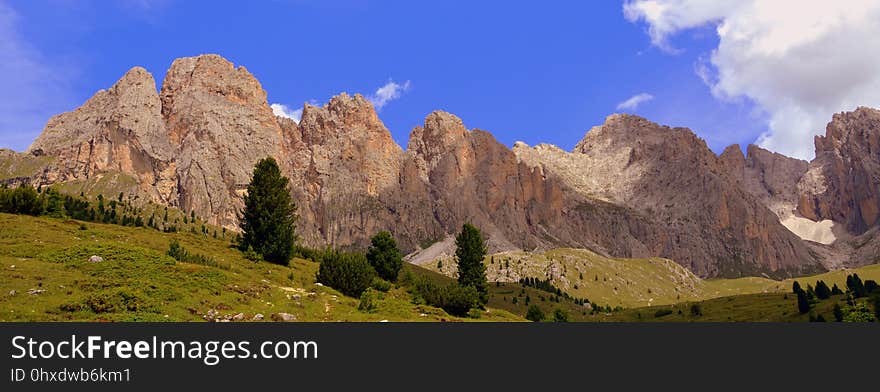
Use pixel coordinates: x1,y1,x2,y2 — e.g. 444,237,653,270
0,1,73,151
368,79,411,110
270,103,302,123
624,0,880,160
616,93,654,111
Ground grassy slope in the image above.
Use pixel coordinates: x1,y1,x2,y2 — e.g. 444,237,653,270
425,248,880,309
578,293,872,322
0,213,521,322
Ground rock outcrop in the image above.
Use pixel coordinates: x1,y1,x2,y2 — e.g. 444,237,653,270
28,67,173,201
515,114,823,277
797,107,880,234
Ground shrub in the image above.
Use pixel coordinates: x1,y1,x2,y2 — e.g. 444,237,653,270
526,305,544,322
654,309,673,318
409,277,479,317
842,302,875,322
366,231,403,282
553,308,569,322
316,250,376,297
358,289,379,312
243,246,263,262
371,277,392,292
167,240,228,270
690,303,702,317
441,285,480,317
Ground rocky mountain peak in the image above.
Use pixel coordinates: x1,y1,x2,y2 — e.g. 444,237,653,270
159,54,270,123
407,111,468,155
798,106,880,233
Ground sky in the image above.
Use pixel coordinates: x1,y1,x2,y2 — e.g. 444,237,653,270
2,1,879,160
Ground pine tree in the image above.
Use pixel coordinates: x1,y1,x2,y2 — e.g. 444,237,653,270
796,290,811,314
238,157,299,265
526,305,544,322
792,281,802,294
455,223,488,305
815,280,831,300
366,231,403,282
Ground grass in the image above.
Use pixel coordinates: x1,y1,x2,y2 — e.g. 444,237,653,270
0,153,55,179
578,293,874,322
425,247,880,309
0,213,521,322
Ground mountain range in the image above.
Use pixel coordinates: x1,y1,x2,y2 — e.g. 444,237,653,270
2,54,879,279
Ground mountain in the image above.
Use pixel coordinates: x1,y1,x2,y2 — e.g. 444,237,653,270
514,114,821,278
4,54,880,278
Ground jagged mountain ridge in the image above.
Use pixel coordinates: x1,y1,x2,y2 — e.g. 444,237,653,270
4,54,879,278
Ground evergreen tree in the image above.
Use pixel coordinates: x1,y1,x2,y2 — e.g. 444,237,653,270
553,308,569,322
847,274,866,298
796,290,811,314
831,283,843,295
833,303,844,322
814,280,831,300
366,231,403,282
526,305,544,322
238,157,299,265
455,223,488,305
792,281,802,294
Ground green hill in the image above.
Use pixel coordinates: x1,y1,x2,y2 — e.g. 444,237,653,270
0,213,521,322
426,248,880,309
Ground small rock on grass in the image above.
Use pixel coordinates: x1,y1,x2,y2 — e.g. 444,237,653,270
271,312,297,322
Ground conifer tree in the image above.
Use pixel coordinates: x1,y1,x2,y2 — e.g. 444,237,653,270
455,223,488,305
238,157,298,265
366,231,403,282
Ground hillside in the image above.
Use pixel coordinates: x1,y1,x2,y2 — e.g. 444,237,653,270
0,213,521,322
420,248,880,308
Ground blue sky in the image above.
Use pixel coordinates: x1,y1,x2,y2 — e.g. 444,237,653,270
0,0,783,154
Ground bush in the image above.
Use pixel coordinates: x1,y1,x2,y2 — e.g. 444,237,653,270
441,285,480,317
358,289,379,313
366,231,403,282
167,240,228,270
242,246,263,262
316,250,376,297
690,303,702,316
553,308,569,322
408,277,479,317
371,277,392,292
654,309,673,318
526,305,545,322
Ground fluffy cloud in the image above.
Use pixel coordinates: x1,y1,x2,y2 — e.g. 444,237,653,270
624,0,880,159
368,79,411,110
616,93,654,111
270,103,303,123
0,1,73,151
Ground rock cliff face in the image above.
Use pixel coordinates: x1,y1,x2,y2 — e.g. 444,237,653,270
8,54,880,277
797,107,880,234
515,114,822,277
28,67,173,201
